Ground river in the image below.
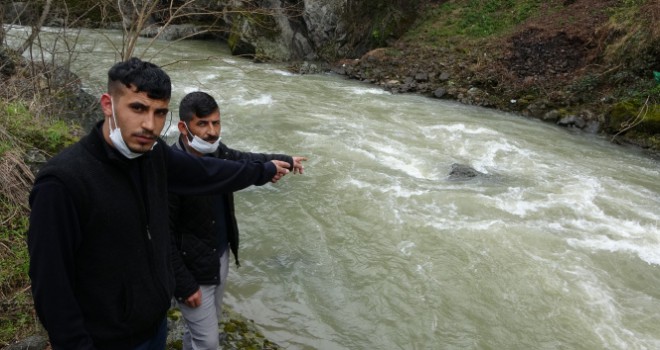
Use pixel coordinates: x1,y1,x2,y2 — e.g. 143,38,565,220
5,26,660,350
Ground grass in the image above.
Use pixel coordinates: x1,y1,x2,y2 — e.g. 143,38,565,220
0,101,79,156
404,0,547,44
0,98,80,346
0,100,38,347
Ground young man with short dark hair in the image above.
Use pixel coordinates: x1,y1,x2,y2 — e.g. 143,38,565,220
27,58,291,350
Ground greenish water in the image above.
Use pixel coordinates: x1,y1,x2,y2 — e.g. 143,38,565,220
6,26,660,350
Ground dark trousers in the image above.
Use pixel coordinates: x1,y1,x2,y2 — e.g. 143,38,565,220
132,319,168,350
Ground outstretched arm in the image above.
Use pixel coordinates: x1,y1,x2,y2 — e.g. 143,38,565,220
167,144,282,195
219,143,307,175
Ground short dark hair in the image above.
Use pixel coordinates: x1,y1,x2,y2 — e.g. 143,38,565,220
178,91,219,122
107,57,171,100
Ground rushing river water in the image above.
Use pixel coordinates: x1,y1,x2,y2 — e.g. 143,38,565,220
5,26,660,350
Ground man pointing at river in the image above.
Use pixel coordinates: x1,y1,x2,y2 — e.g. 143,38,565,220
169,91,306,349
27,57,290,349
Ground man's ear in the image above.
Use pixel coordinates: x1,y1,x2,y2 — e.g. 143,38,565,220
177,121,188,136
100,93,113,118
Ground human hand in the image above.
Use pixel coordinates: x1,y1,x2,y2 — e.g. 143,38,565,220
270,160,290,183
292,156,308,174
185,288,202,308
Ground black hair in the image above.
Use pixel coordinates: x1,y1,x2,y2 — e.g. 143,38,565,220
178,91,219,122
107,57,171,100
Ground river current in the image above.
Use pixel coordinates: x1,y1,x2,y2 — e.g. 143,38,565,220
5,26,660,349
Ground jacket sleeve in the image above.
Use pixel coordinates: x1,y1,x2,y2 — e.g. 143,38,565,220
165,143,277,196
220,143,294,171
168,193,200,301
27,177,96,350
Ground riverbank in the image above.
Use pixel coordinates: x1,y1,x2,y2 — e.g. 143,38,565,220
322,0,660,158
3,305,282,350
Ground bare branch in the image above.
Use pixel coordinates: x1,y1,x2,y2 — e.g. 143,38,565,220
17,0,53,54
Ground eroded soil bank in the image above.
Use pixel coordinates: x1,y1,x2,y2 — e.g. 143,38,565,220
328,0,660,157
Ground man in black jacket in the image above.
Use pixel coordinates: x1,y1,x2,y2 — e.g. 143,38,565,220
27,58,291,350
169,91,306,349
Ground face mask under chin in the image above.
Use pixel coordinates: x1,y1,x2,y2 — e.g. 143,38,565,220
108,98,157,159
184,123,221,154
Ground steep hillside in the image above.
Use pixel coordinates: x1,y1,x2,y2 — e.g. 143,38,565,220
335,0,660,155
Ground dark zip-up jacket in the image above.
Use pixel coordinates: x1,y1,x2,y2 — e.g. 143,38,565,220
169,138,293,301
27,121,277,350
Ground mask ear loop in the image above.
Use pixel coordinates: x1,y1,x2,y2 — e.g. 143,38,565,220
109,97,118,130
161,111,173,139
183,122,195,142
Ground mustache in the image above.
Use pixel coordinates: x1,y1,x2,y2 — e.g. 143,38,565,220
134,131,157,140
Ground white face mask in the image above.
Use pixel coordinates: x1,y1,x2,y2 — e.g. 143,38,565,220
108,98,156,159
184,123,220,154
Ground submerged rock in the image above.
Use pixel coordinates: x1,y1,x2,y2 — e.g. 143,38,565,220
448,163,486,180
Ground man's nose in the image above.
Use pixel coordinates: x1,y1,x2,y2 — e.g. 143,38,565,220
208,124,220,137
142,114,156,132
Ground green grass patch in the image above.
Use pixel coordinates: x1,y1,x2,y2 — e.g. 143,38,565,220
0,101,79,155
606,100,660,135
404,0,546,44
0,98,81,346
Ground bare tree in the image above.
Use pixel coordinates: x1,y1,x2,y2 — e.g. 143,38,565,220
102,0,304,60
17,0,54,54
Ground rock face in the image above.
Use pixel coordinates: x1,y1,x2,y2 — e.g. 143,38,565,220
225,0,347,61
110,0,350,62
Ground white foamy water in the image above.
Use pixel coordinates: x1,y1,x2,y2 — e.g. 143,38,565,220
6,26,660,350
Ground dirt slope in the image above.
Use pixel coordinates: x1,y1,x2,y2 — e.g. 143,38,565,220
334,0,660,155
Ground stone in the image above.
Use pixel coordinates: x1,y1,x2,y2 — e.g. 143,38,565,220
542,109,561,122
415,72,429,82
433,88,447,98
448,163,485,180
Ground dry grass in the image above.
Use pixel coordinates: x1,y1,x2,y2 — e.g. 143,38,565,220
0,130,33,221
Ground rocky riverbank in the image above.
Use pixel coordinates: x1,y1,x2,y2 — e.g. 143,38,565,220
2,305,282,350
167,306,282,350
321,0,660,158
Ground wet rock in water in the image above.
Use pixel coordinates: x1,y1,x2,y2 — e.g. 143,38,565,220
448,163,485,180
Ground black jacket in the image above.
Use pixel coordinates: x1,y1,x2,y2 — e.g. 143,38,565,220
170,138,292,301
28,122,277,349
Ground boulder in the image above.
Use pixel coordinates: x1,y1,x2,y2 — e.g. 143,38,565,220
448,163,486,180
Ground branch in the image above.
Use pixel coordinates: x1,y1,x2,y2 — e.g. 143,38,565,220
17,0,53,54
